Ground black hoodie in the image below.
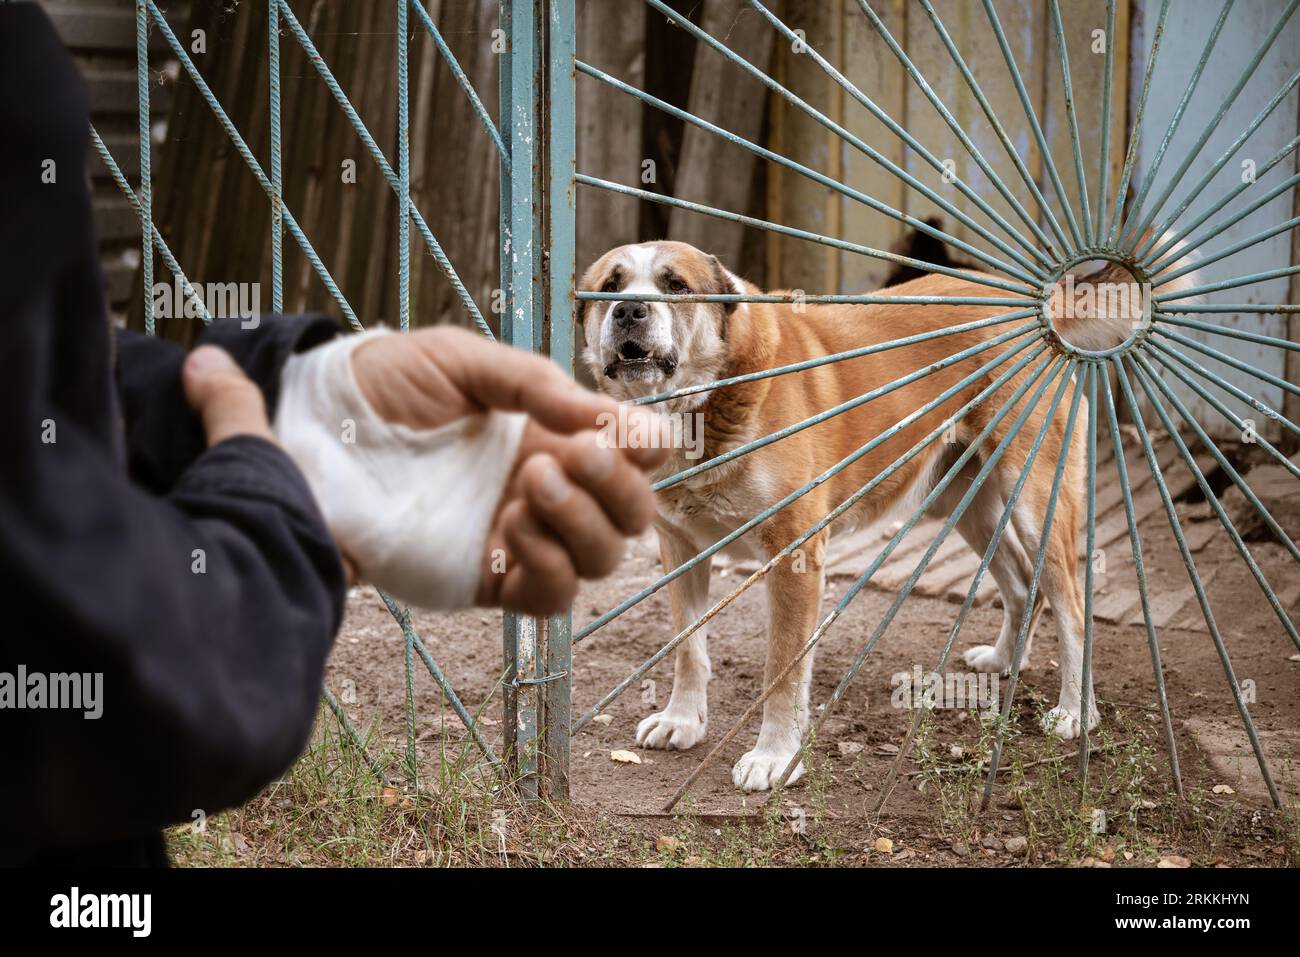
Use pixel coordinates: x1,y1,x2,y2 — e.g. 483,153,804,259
1,3,348,865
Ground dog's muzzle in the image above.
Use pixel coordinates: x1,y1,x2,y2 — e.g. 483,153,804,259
603,300,677,380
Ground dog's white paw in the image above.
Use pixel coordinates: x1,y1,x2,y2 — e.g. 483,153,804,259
963,644,1012,674
636,710,707,751
1041,705,1098,740
732,746,804,792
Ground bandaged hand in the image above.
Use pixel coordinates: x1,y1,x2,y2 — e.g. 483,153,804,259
270,326,668,615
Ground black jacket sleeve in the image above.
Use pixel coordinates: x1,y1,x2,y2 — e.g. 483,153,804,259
117,316,340,493
0,4,348,862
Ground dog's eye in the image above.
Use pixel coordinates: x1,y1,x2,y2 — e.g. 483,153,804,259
601,278,619,293
667,278,688,293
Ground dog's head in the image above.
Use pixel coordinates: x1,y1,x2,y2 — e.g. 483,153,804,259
580,241,740,403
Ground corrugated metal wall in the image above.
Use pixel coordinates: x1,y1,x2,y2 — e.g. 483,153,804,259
1129,0,1300,440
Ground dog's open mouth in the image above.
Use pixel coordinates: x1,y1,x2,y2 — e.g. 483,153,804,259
604,341,677,379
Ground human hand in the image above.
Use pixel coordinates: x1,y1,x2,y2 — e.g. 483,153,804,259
349,327,668,616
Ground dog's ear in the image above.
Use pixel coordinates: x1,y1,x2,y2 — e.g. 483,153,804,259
708,253,738,324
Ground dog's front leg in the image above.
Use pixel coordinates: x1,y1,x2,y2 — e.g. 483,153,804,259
636,527,712,751
733,540,825,792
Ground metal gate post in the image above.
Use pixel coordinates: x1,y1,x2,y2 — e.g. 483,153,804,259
499,0,576,800
542,0,577,801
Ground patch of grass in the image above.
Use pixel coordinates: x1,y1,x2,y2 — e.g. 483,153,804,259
906,689,1298,866
168,706,597,867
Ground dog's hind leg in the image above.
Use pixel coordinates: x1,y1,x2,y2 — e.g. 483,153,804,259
926,458,1045,675
732,531,826,792
636,526,713,751
1005,451,1097,741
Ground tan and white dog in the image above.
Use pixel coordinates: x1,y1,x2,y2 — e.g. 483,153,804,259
581,240,1189,792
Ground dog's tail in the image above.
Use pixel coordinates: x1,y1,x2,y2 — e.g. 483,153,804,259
1049,229,1200,351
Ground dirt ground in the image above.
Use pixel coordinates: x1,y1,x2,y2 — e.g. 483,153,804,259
322,448,1300,866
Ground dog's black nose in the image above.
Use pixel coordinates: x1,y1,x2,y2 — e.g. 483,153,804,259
612,300,649,329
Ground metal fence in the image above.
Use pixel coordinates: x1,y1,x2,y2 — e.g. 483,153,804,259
100,1,1299,809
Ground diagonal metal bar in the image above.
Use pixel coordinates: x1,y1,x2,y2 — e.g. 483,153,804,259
1105,0,1170,246
1098,372,1182,796
1131,356,1300,652
1132,66,1300,262
322,687,391,786
1148,337,1300,442
1144,137,1300,272
1049,0,1093,247
979,361,1087,808
1149,343,1300,476
1153,216,1300,289
578,60,1044,283
638,0,1052,279
656,324,1039,492
1155,303,1300,315
628,310,1037,408
91,126,210,322
378,591,505,777
657,352,1064,807
1112,357,1281,808
764,0,1060,269
916,0,1071,255
1156,313,1300,354
758,0,1055,271
764,358,1076,798
574,340,1051,725
578,175,1038,296
575,331,1043,644
1120,0,1299,251
876,356,1094,811
1156,263,1300,303
276,0,494,337
407,0,508,159
578,291,1034,307
981,0,1085,249
1156,328,1300,401
147,1,361,329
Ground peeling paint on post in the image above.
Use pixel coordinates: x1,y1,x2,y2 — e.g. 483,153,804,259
543,0,577,801
500,0,542,799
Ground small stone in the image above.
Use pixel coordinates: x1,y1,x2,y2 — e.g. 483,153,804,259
950,842,970,858
1004,836,1028,855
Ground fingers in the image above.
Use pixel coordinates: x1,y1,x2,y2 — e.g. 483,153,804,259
523,427,659,536
423,328,670,468
491,501,580,617
182,346,275,447
518,452,630,579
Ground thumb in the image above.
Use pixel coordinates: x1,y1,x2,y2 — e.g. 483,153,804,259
182,345,274,447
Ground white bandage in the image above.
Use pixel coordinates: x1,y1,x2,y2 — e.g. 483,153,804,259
273,329,526,609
